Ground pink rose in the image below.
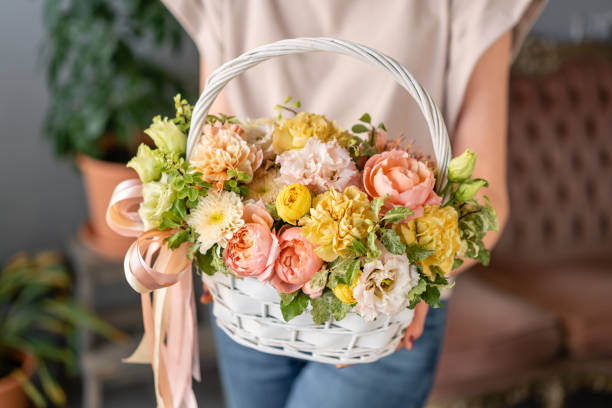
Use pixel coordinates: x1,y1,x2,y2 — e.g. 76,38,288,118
223,223,279,281
243,200,274,229
363,150,441,219
271,227,323,293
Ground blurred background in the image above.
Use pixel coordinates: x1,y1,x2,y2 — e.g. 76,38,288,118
1,0,611,407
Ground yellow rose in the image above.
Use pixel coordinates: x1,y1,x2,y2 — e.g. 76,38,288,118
394,205,463,277
276,184,311,224
272,112,349,153
301,186,375,262
333,272,361,305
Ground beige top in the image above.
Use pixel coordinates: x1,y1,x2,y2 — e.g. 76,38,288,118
163,0,545,150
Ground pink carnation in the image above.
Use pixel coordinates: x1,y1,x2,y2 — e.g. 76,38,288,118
276,138,359,194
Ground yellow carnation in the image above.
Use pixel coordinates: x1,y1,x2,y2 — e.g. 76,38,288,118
394,205,463,277
333,273,360,305
272,112,349,153
301,186,375,262
276,184,311,224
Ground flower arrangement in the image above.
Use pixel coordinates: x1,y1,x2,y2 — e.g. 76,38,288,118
115,95,498,325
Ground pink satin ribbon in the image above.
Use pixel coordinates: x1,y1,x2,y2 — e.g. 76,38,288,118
107,179,200,408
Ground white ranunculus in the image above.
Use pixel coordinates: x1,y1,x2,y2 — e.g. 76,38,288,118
243,119,276,161
352,250,419,321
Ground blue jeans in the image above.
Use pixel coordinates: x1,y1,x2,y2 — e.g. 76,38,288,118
211,301,447,408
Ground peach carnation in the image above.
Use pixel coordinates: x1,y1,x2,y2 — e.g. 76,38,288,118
190,124,263,189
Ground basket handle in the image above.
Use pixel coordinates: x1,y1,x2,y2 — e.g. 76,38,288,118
186,37,452,186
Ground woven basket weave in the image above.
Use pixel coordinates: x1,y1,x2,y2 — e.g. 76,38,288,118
188,38,452,365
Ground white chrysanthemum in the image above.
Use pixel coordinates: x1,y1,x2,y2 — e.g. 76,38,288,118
247,167,284,205
353,250,419,321
243,118,276,161
276,138,358,194
187,190,244,253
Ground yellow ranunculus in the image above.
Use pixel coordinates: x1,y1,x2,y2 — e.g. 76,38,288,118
301,186,375,262
333,273,360,305
275,184,311,224
394,205,463,277
272,112,349,153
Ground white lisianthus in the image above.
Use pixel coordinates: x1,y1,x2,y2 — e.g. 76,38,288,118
187,190,244,253
144,115,186,155
139,175,175,231
352,250,419,321
243,118,276,161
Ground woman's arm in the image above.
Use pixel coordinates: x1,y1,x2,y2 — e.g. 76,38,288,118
402,31,512,347
450,31,511,276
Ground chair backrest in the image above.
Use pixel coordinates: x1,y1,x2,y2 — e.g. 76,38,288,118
495,56,612,266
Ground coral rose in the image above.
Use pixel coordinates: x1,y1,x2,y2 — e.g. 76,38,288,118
242,200,274,229
363,150,441,219
190,124,263,189
271,227,323,293
223,223,279,281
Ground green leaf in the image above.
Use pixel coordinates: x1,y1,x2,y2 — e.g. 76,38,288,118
196,245,227,276
349,239,367,256
452,257,464,270
310,293,332,325
187,187,198,201
280,291,310,322
379,228,406,255
405,244,434,263
279,291,298,305
308,267,329,293
359,113,371,123
167,229,190,249
351,124,369,133
330,295,352,321
407,278,427,309
422,285,442,308
377,122,387,131
370,195,387,219
236,171,251,182
367,232,381,258
382,206,413,224
328,257,360,287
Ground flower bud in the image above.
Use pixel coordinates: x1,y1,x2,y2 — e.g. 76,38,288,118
144,115,186,155
127,144,162,183
448,149,476,182
455,178,488,201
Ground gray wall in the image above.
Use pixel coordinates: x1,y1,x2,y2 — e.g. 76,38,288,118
1,1,610,262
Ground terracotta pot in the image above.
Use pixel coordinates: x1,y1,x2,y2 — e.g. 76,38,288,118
77,154,137,261
0,353,36,408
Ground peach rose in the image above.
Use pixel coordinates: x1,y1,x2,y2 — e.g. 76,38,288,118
242,200,274,229
271,227,323,293
223,223,279,281
363,150,441,219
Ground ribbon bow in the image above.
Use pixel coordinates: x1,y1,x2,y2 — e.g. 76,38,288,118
106,179,200,408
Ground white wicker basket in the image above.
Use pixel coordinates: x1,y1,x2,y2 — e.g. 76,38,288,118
188,38,452,365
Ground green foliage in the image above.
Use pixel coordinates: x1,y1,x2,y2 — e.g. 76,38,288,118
370,195,387,219
204,113,239,126
455,198,498,266
274,96,302,119
347,112,387,161
0,253,121,407
381,206,413,224
307,267,329,294
379,228,406,255
327,257,360,289
407,273,453,309
196,245,228,276
279,291,310,322
310,289,352,325
405,244,435,264
43,0,190,161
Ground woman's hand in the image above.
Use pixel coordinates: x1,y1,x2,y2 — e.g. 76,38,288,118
400,301,429,350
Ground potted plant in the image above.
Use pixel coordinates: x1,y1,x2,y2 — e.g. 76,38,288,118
42,0,189,259
0,252,121,407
